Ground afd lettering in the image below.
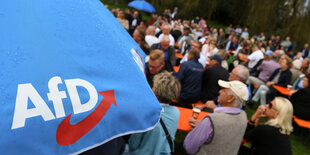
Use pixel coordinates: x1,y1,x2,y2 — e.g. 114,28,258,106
12,76,98,129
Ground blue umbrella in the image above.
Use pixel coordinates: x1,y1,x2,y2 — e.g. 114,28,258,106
0,0,161,154
128,0,156,13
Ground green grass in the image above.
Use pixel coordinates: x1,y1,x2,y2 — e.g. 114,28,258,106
174,102,310,154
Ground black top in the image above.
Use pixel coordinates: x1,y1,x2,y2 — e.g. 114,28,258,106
268,68,292,87
200,65,229,102
244,124,292,155
290,87,310,120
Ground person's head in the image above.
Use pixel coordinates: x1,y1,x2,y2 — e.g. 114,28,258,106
229,65,249,83
191,42,202,51
244,27,248,32
133,11,139,18
152,71,181,103
301,58,310,70
232,36,238,43
208,54,222,66
303,72,310,88
285,36,290,41
217,49,228,60
148,49,165,74
304,43,309,49
183,27,191,35
133,27,145,43
208,38,217,47
217,80,249,107
264,50,273,60
162,24,171,35
160,35,170,50
187,49,200,60
292,60,302,70
138,20,147,29
265,97,293,135
146,25,156,36
117,11,125,19
279,55,293,70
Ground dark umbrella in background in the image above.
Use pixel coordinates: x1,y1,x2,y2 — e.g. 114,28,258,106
128,0,156,13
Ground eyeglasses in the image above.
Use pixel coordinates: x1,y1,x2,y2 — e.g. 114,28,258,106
268,103,277,111
149,63,162,70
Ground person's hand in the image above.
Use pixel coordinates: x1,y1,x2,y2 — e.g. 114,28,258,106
189,118,200,128
205,101,217,110
254,105,267,119
194,104,206,110
266,82,274,87
289,89,297,96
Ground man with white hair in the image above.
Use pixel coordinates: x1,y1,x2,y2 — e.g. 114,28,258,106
145,26,160,47
158,24,175,46
151,35,176,66
184,80,248,155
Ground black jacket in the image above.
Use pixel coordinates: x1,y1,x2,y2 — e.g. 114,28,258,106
290,87,310,120
268,68,292,87
200,65,229,102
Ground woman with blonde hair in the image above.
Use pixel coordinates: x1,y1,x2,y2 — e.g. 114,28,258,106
128,72,181,155
244,97,293,155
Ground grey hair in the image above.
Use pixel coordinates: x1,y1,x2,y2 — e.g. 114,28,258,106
235,65,249,83
227,89,244,107
153,71,181,103
161,35,170,43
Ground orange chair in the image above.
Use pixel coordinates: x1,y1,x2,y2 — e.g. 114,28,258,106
192,100,204,107
293,116,310,129
176,107,209,132
253,84,259,89
173,66,180,72
292,116,310,144
175,52,184,59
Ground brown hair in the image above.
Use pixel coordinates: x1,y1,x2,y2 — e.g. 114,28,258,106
281,54,293,69
189,49,200,59
149,49,165,63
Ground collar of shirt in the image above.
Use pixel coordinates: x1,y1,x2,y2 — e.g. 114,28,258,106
213,107,241,114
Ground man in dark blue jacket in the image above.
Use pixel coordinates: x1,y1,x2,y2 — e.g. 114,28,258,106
175,49,204,108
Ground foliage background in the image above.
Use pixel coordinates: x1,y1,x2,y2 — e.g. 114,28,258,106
103,0,310,49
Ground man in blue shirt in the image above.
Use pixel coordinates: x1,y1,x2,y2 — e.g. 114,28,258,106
175,49,204,108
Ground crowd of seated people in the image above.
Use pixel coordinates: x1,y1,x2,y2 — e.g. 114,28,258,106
105,6,310,155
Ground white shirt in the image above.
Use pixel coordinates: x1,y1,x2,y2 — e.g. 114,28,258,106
158,34,175,46
145,35,160,47
248,50,264,69
180,53,207,68
199,36,208,44
201,44,219,57
241,32,249,39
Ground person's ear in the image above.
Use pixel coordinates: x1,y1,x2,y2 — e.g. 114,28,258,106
227,94,235,103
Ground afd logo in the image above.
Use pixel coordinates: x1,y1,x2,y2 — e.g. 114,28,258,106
11,76,117,145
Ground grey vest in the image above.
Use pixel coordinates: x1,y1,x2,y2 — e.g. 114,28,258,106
196,111,247,155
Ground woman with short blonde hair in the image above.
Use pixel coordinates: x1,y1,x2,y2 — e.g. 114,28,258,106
244,97,293,154
128,72,181,154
